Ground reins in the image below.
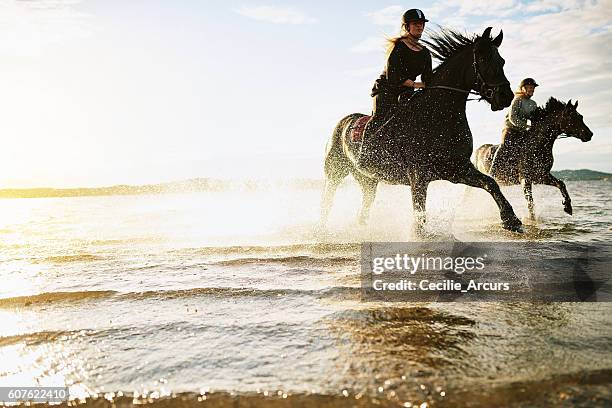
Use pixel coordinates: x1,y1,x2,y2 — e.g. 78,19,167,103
424,85,483,101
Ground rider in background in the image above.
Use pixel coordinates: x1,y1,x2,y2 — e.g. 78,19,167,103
490,78,539,179
360,9,432,151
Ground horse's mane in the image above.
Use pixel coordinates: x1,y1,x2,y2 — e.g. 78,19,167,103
531,97,566,122
422,28,478,68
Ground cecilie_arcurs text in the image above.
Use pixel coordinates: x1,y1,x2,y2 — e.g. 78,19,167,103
371,279,510,292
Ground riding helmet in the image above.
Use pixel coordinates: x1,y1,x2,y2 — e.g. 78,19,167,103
519,78,539,88
402,9,429,24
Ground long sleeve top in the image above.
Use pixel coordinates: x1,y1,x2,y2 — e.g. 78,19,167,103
371,40,433,98
504,95,538,130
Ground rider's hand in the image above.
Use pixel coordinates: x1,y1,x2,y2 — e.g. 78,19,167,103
403,79,415,87
413,82,425,89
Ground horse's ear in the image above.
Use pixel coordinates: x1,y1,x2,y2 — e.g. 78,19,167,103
566,100,574,110
574,100,579,109
492,30,503,47
482,27,493,40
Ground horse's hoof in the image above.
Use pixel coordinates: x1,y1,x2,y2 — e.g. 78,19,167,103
563,203,573,215
502,218,523,233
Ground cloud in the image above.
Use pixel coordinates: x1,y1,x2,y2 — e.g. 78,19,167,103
349,36,387,53
523,0,582,13
234,5,317,24
364,5,404,27
453,0,521,16
476,0,612,128
0,0,92,56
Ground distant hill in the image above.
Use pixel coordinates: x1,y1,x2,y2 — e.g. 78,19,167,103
1,170,609,199
551,169,612,181
0,177,325,199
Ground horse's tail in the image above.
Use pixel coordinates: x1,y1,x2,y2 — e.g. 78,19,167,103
473,143,498,174
320,114,362,226
323,114,361,180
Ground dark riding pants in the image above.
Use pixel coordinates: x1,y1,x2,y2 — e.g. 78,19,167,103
357,92,396,167
490,127,528,180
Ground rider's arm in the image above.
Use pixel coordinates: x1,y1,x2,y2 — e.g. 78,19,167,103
508,98,528,129
419,49,433,88
386,43,408,89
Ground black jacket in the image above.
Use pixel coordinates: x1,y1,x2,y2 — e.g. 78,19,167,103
371,40,433,98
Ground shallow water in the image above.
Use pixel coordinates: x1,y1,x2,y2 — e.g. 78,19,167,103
0,180,611,407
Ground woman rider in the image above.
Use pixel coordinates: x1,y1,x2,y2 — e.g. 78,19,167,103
358,8,433,167
490,78,539,180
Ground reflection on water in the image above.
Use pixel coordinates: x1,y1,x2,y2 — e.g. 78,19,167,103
0,180,611,406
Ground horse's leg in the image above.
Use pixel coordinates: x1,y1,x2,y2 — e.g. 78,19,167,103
540,173,573,215
521,177,536,220
458,165,523,232
411,179,429,235
353,172,378,225
320,178,343,227
319,125,351,227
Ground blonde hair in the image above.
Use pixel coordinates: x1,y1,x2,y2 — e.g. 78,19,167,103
385,23,418,56
515,86,527,96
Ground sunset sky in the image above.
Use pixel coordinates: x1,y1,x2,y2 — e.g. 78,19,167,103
0,0,610,187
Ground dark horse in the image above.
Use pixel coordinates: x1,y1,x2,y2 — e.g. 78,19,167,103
320,28,523,233
474,98,593,220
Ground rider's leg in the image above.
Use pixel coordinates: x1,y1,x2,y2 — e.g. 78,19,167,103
490,128,513,179
357,92,396,167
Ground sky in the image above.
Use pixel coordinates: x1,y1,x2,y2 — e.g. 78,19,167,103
0,0,610,187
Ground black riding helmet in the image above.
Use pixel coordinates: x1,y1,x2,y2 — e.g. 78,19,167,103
402,9,429,25
519,78,539,88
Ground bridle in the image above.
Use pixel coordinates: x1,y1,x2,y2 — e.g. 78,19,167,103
426,44,509,102
555,110,577,139
534,109,581,140
473,46,509,99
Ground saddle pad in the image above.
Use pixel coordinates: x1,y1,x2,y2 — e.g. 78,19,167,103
349,115,371,143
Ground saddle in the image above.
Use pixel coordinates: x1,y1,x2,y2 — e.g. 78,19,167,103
347,115,371,143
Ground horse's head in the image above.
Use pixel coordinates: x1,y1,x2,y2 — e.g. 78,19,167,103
473,27,513,111
559,100,593,142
